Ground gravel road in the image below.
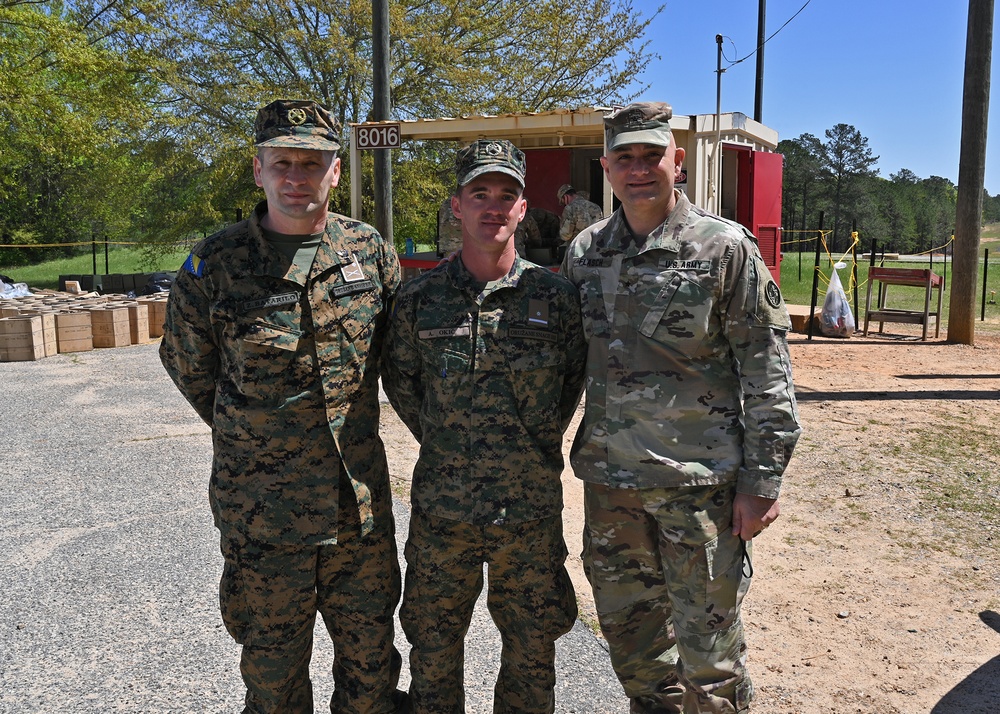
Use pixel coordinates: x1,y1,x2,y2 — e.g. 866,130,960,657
0,342,623,713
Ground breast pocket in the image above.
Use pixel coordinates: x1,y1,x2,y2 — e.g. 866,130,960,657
638,273,714,357
230,321,302,401
421,348,472,426
508,347,563,430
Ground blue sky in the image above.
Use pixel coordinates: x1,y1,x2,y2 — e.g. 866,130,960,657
623,1,1000,194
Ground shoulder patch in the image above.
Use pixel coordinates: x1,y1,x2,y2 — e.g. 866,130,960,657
765,281,782,309
182,252,205,277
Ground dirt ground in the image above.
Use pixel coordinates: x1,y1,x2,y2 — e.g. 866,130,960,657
380,322,1000,713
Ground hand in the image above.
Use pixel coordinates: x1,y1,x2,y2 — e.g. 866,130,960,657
437,249,460,267
732,493,780,542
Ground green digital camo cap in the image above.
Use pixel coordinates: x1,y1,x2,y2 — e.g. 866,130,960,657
604,102,673,150
557,183,575,201
456,139,526,188
254,99,342,151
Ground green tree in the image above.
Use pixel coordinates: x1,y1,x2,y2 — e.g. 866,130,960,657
818,123,879,251
778,133,824,246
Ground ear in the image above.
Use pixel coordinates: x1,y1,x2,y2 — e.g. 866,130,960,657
330,156,342,188
451,193,462,221
253,156,264,188
674,147,686,177
600,155,610,180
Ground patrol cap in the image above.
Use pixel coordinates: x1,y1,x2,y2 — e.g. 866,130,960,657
254,99,342,151
557,184,575,201
604,102,673,150
455,139,526,188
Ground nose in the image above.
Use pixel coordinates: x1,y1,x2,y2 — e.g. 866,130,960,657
285,163,307,184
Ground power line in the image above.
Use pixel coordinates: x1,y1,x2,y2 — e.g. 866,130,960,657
723,0,813,68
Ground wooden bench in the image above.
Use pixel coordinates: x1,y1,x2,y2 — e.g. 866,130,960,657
863,267,943,340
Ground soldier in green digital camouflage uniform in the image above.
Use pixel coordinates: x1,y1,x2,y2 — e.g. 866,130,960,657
382,139,587,714
560,102,802,714
557,184,604,242
159,99,406,714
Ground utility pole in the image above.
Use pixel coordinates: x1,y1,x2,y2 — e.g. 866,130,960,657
754,0,766,123
949,0,993,344
372,0,393,243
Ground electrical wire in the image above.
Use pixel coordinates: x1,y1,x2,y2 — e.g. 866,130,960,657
722,0,813,67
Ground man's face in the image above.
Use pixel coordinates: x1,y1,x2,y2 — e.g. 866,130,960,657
253,147,341,228
601,141,685,213
452,173,526,251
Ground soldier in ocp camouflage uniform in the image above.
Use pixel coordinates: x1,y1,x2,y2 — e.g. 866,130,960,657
560,102,802,714
557,183,604,242
159,99,406,714
383,139,588,714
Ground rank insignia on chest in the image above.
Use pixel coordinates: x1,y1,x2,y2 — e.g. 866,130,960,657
339,252,366,282
527,299,550,326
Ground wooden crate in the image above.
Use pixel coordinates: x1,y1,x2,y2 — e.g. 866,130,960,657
55,311,93,353
0,315,45,361
122,301,151,344
18,310,58,357
141,296,167,338
90,307,131,348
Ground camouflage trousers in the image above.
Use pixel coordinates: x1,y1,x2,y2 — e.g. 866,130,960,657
582,482,753,714
400,510,577,714
219,513,404,714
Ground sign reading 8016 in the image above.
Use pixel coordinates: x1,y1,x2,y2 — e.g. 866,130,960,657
354,122,402,150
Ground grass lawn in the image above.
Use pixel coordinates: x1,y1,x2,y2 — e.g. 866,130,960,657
1,248,191,291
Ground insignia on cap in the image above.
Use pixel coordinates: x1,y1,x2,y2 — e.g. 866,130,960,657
623,109,646,126
287,108,307,125
485,142,503,156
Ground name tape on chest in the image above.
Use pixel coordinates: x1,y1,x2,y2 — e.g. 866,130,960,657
509,327,557,342
242,292,299,312
418,326,472,340
663,259,712,271
331,279,376,298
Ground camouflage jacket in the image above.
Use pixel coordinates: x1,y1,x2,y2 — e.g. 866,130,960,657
382,256,587,524
559,197,604,242
560,191,801,498
159,201,401,544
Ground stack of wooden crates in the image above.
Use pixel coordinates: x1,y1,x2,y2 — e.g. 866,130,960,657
0,291,169,362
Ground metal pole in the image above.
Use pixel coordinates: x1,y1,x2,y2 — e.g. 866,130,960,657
982,248,990,320
754,0,766,123
372,0,393,243
808,212,824,340
92,232,97,276
104,234,109,274
851,221,859,328
713,34,724,215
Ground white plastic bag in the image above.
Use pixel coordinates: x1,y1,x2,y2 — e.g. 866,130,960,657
820,263,855,338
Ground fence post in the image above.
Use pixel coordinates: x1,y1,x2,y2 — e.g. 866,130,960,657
982,248,990,321
808,212,824,340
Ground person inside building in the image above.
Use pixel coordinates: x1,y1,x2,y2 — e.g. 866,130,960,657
560,101,802,714
159,98,406,714
557,183,604,243
383,139,587,714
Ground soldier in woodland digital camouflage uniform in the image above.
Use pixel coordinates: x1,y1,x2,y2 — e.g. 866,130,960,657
560,102,802,714
556,183,604,242
160,99,406,714
383,139,587,714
